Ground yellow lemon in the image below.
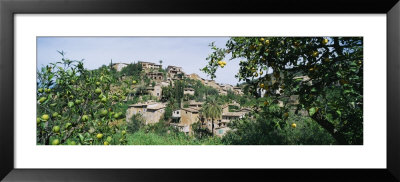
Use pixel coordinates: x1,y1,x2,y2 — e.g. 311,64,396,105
51,139,60,145
41,114,50,121
283,112,289,118
96,133,103,139
322,38,329,45
39,97,46,103
312,51,319,58
52,126,60,133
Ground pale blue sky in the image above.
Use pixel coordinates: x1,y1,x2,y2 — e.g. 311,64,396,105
37,37,241,85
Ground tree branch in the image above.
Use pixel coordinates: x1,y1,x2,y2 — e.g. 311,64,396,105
311,110,348,145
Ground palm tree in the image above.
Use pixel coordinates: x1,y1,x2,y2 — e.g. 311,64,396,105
201,96,222,136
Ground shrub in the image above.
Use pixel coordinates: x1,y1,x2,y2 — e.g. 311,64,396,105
127,114,145,133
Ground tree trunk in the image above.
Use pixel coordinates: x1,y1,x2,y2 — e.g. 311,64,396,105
311,110,348,145
211,118,214,137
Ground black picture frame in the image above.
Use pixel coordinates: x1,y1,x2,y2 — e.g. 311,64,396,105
1,0,399,181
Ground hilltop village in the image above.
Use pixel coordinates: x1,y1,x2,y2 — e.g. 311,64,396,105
112,61,251,137
37,37,362,146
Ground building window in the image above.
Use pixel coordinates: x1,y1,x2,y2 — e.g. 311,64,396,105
177,111,179,114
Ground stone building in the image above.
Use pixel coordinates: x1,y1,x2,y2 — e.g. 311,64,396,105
222,111,247,121
218,90,227,96
146,72,164,82
240,107,252,113
179,107,201,134
126,102,166,125
188,73,203,83
189,100,203,108
139,61,162,71
200,115,228,137
183,88,195,96
233,87,243,95
112,63,128,72
146,85,162,99
204,80,220,90
160,81,170,87
167,65,184,78
209,111,248,137
172,110,181,120
222,105,229,113
170,109,188,132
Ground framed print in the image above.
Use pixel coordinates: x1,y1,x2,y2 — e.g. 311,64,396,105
1,0,400,181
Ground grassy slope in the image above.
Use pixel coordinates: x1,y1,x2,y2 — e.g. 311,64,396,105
126,130,223,145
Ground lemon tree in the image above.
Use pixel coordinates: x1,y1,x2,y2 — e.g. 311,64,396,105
37,52,127,145
202,37,363,145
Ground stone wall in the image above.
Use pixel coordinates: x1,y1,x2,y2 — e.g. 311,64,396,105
126,106,165,124
180,109,199,133
126,106,145,123
143,108,165,124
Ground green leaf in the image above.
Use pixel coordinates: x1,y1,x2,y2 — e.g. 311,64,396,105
309,107,317,116
343,90,352,94
78,133,84,142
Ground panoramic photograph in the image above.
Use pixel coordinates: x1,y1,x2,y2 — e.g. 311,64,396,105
36,37,363,145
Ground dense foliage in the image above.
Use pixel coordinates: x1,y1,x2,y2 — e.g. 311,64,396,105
202,37,363,145
37,53,128,145
37,37,362,145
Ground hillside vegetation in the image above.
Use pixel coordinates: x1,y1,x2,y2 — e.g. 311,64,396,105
37,37,362,145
